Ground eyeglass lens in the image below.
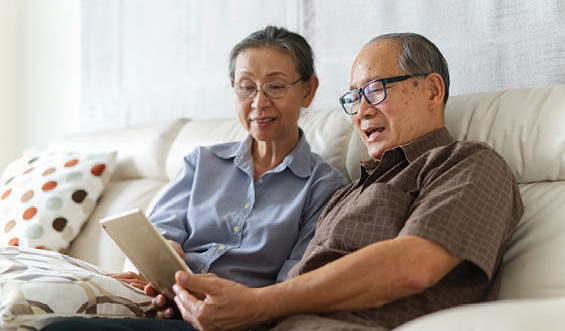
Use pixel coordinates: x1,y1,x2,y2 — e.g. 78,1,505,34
341,80,386,114
235,81,295,99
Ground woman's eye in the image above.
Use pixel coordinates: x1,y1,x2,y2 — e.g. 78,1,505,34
239,84,256,91
270,82,288,89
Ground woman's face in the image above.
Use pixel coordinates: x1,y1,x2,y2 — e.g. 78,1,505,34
233,47,317,146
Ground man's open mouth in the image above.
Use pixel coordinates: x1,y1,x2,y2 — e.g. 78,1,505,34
365,127,385,138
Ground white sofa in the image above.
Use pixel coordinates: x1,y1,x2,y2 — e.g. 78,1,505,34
50,84,565,330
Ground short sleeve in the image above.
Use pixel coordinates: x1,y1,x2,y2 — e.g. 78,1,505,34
400,144,522,279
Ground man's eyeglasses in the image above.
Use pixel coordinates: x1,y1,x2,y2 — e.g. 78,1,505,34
338,74,428,115
233,78,302,100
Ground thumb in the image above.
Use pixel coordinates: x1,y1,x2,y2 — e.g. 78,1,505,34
175,270,220,297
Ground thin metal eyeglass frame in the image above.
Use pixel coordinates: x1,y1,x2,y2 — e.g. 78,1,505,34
339,74,428,115
234,78,302,100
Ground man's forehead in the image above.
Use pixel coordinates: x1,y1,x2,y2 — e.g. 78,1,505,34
350,39,401,88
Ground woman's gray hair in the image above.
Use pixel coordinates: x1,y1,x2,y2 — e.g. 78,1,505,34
229,26,315,82
370,33,450,105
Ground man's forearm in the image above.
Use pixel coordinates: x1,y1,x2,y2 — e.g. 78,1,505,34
254,235,462,320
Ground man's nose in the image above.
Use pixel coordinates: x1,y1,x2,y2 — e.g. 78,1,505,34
356,95,376,118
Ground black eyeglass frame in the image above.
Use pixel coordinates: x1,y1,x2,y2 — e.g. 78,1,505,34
338,74,429,115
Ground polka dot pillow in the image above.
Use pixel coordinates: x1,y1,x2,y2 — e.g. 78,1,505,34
0,149,117,253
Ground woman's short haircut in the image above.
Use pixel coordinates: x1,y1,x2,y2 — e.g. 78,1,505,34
229,26,315,82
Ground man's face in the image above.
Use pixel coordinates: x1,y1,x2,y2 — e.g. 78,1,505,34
350,40,439,160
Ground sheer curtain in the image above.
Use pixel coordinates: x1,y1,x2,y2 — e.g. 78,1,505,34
81,0,565,132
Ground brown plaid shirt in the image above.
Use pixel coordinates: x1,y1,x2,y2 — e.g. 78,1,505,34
274,128,524,331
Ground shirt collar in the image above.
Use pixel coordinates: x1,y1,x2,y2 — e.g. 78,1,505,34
213,128,313,178
360,127,454,170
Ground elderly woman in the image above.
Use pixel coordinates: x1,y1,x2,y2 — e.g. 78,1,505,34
42,26,346,331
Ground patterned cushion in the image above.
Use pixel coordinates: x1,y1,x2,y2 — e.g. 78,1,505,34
0,149,116,253
0,247,155,330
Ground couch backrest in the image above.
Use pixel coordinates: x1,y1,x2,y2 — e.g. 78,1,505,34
165,109,357,181
442,84,565,300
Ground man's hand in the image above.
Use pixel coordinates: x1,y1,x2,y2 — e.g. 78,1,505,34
172,271,269,331
106,271,148,290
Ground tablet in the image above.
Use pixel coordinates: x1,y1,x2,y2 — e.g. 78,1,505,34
100,208,191,299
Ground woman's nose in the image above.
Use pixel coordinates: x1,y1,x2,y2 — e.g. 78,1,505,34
251,88,272,109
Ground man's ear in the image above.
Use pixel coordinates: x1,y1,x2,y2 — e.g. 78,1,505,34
302,75,319,108
425,73,445,109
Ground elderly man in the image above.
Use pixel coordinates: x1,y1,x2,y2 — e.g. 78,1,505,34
164,32,524,331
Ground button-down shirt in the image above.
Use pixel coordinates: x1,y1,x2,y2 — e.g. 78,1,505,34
284,127,523,330
149,131,347,288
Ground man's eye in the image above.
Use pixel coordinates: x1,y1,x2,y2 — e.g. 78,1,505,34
366,86,384,94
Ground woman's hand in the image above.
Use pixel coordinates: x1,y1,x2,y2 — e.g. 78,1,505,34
145,284,180,319
167,240,185,258
106,271,148,290
172,271,270,331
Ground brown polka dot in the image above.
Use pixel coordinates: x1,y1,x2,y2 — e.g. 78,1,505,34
42,167,56,176
35,246,46,250
23,207,37,220
42,181,58,191
8,237,19,246
91,164,106,176
58,248,67,254
1,189,11,200
65,159,79,167
23,167,35,175
4,220,16,232
72,190,88,203
21,190,34,202
52,217,67,231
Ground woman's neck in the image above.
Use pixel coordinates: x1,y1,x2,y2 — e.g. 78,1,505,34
252,130,300,181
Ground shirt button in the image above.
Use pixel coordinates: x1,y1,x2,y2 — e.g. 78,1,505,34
200,268,205,274
218,245,225,250
244,203,250,209
233,226,239,233
258,178,264,184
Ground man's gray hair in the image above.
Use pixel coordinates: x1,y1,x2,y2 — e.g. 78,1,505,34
229,26,315,82
370,33,450,104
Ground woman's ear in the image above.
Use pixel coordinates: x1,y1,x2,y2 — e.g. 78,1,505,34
425,73,445,109
302,75,319,108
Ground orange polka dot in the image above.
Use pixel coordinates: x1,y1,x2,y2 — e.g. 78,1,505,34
91,164,106,176
23,207,37,220
42,167,56,176
8,238,19,246
35,246,46,250
42,181,58,191
65,159,79,167
23,167,35,175
1,189,11,200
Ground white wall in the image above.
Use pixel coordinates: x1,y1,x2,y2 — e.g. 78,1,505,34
80,0,565,133
0,0,22,171
20,0,81,150
0,0,80,172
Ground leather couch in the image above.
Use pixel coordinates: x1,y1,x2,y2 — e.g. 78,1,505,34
50,84,565,330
